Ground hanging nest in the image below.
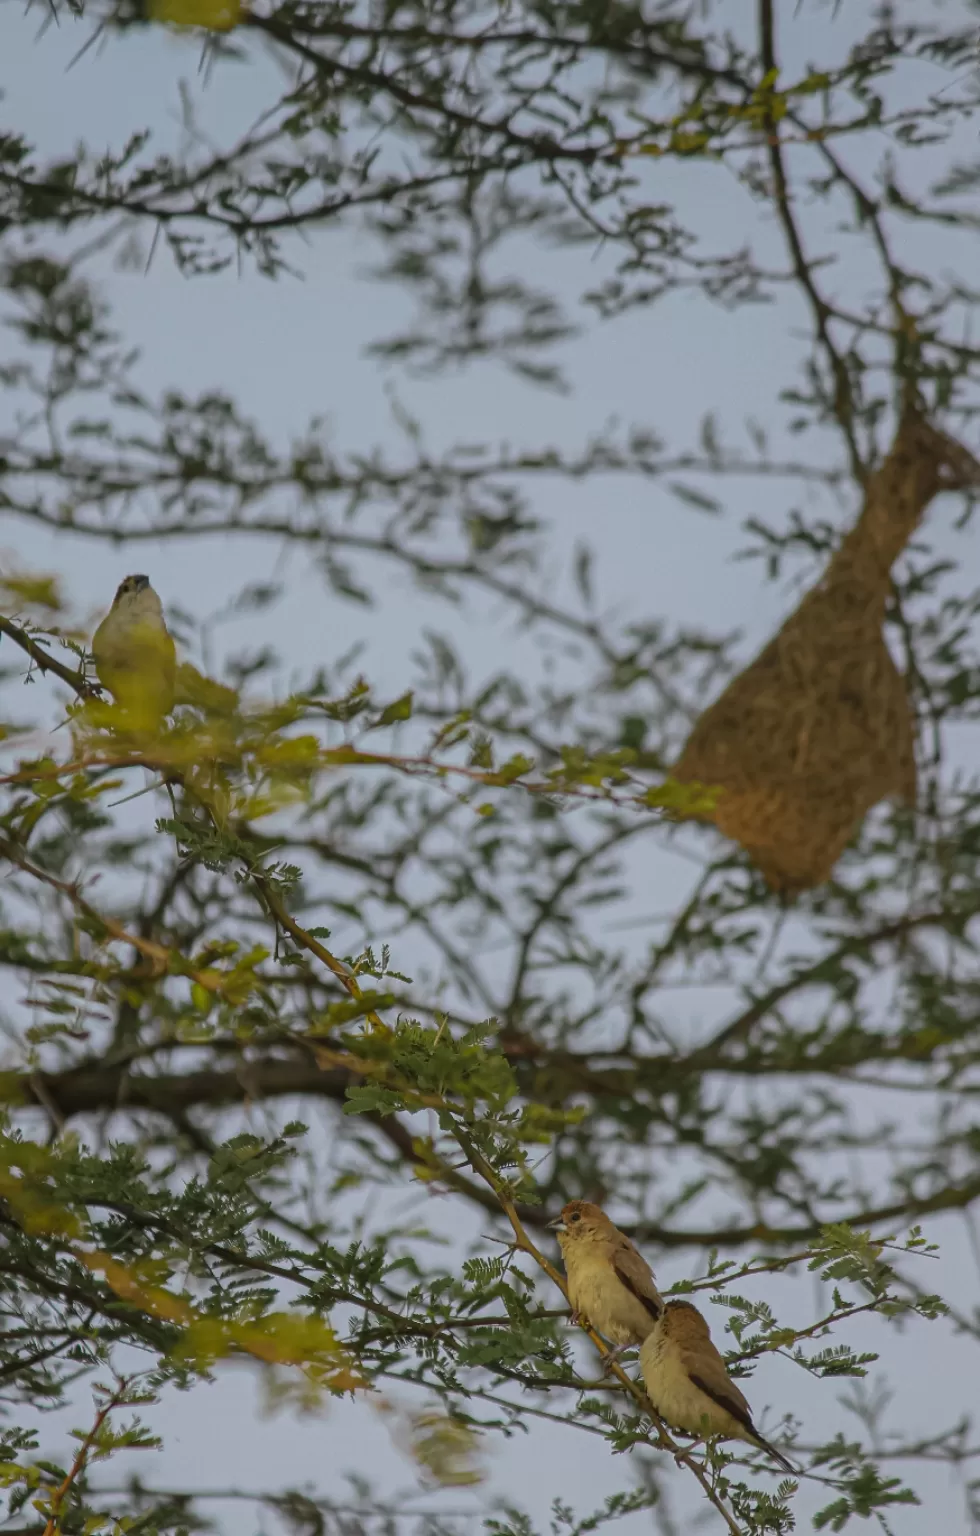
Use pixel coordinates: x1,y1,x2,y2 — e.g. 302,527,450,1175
672,409,980,892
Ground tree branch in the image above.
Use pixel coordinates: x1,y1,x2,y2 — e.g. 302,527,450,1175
0,616,95,699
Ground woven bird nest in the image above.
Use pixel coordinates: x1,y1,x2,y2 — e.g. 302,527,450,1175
673,411,980,892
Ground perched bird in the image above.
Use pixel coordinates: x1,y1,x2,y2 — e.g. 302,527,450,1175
640,1300,794,1472
91,574,176,725
549,1200,664,1353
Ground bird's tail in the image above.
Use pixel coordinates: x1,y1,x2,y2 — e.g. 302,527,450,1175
752,1431,795,1476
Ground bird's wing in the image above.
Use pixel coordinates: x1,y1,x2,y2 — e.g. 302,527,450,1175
611,1237,663,1321
686,1359,794,1472
676,1330,754,1424
676,1322,794,1471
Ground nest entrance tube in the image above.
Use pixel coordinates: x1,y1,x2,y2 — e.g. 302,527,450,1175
672,412,980,892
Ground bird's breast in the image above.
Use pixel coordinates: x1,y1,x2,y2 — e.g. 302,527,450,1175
642,1343,718,1433
565,1252,648,1345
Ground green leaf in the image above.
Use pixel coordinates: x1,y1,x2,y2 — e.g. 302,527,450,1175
371,692,414,729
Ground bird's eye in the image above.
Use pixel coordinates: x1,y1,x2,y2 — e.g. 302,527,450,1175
570,1213,580,1223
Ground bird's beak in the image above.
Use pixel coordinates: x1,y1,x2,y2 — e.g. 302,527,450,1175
546,1217,566,1233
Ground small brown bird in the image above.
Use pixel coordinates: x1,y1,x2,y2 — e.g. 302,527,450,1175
548,1200,664,1353
640,1300,794,1472
92,574,176,725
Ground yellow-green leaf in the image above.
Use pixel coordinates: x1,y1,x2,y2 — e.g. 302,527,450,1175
148,0,242,28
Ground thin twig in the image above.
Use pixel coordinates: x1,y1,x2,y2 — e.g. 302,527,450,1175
41,1378,131,1536
0,615,96,699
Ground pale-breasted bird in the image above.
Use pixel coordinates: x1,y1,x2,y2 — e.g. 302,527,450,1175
548,1200,664,1354
91,574,176,724
639,1299,794,1472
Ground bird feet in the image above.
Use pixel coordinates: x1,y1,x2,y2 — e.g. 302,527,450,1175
673,1436,705,1467
601,1344,634,1376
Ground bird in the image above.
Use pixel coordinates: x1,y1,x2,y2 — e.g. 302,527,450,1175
549,1200,664,1355
639,1299,794,1473
91,574,176,726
